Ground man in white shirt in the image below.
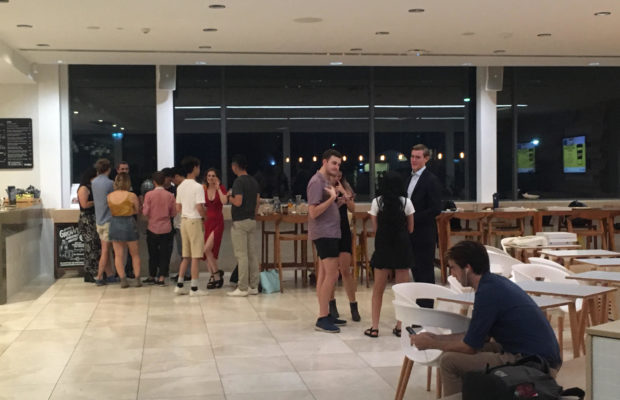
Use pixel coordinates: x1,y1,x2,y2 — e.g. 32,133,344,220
174,156,207,296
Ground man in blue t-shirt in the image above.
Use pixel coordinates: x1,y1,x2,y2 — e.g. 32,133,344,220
410,241,561,396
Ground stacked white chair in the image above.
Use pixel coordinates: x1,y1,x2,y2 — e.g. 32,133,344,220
527,257,570,273
487,251,520,279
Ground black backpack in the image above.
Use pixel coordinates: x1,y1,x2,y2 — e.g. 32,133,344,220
462,355,584,400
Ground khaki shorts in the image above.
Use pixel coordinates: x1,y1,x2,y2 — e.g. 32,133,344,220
181,218,204,258
96,222,110,242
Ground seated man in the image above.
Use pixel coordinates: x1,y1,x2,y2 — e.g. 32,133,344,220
410,240,562,396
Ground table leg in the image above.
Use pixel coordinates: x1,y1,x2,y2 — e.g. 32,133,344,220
567,302,581,357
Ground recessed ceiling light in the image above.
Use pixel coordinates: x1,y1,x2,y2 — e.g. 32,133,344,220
375,31,390,35
408,8,425,13
462,32,475,36
594,11,611,16
462,62,473,66
16,24,33,28
330,61,343,66
293,17,322,23
209,4,226,9
537,33,552,37
87,26,100,30
493,49,506,54
116,27,124,30
350,48,363,51
57,60,63,64
203,28,218,32
198,45,212,49
589,62,600,66
36,43,50,47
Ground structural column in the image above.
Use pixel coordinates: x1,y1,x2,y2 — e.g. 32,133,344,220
476,67,498,203
156,65,175,170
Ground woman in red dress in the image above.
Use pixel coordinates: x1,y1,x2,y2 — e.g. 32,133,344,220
202,168,228,289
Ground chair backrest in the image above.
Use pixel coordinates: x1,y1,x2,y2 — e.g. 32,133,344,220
392,282,462,313
485,245,509,256
527,257,569,273
511,263,577,284
488,252,520,278
447,275,473,294
393,300,471,364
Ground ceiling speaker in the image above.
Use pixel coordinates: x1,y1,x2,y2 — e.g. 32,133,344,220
485,67,503,91
158,65,176,91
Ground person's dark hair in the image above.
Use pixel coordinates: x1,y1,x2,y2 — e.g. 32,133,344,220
117,161,129,168
376,171,407,239
181,156,200,176
80,167,97,186
172,166,184,177
445,240,490,275
95,158,111,174
161,167,174,178
231,154,248,170
322,149,342,161
411,144,431,158
151,171,165,186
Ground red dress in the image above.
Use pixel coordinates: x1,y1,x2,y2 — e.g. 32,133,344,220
203,184,226,259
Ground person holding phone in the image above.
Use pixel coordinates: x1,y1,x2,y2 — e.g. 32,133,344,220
202,168,228,289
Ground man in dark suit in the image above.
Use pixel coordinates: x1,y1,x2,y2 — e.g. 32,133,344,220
406,144,442,308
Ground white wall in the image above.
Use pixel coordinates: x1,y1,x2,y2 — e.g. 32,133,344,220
0,82,40,198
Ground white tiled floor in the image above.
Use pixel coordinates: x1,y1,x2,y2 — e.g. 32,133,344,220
0,274,442,400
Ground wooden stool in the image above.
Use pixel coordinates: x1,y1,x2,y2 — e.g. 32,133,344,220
486,211,530,247
567,210,611,250
274,214,313,292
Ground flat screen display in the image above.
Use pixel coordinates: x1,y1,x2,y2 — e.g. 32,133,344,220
517,142,536,173
563,136,586,173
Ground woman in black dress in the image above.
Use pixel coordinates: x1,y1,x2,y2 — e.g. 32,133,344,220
77,167,101,283
364,171,414,338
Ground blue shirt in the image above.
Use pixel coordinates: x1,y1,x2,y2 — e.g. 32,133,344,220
91,174,114,225
464,273,562,368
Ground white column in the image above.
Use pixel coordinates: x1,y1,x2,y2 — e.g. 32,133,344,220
59,64,71,207
38,65,63,209
476,67,498,203
156,89,174,169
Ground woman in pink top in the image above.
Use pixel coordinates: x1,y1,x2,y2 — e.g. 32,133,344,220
143,171,177,285
202,168,228,289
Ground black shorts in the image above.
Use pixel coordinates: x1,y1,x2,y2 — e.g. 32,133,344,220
313,238,340,260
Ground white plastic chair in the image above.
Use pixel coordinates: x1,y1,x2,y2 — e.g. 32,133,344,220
511,263,583,359
391,283,464,398
484,244,510,256
393,300,471,400
487,252,520,278
447,275,473,294
527,257,570,273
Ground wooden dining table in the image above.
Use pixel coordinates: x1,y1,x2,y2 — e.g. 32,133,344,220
516,280,617,357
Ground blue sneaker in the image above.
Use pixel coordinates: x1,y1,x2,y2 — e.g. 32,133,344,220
95,279,106,286
329,315,347,326
106,276,120,283
315,316,340,333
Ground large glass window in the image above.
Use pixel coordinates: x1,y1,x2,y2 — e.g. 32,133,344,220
174,66,222,182
69,66,156,185
374,68,476,200
499,67,620,199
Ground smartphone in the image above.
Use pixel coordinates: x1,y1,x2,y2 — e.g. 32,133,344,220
405,325,417,335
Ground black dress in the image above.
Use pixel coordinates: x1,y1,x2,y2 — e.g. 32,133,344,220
338,201,352,254
77,184,101,280
370,196,414,270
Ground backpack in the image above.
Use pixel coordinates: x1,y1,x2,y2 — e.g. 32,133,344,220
462,355,583,400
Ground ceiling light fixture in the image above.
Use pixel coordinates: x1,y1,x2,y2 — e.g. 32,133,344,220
462,32,475,36
589,62,600,66
87,26,100,30
493,49,506,54
408,8,425,13
195,61,207,65
199,45,212,49
350,48,362,51
36,43,50,47
594,11,611,16
203,28,218,32
57,60,63,64
209,4,226,9
537,33,552,37
17,24,33,28
330,61,343,66
462,62,473,66
375,31,390,35
293,17,323,23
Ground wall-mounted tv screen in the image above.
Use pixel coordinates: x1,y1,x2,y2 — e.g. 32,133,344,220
517,142,536,173
563,135,586,173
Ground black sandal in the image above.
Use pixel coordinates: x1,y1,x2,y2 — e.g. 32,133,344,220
392,326,401,337
206,274,217,289
364,328,379,338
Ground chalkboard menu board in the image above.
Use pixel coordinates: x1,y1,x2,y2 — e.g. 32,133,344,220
55,223,85,269
0,118,33,168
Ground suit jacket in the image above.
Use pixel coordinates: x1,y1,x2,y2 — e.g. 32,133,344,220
407,168,442,242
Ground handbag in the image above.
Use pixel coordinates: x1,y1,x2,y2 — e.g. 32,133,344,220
260,269,280,294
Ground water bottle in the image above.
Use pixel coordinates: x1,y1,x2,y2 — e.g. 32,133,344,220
492,193,499,209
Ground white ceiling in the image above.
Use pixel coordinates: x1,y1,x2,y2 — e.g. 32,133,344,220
0,0,619,80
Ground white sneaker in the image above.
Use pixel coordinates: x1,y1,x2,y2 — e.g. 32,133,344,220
248,287,259,295
189,289,208,297
174,285,189,295
227,288,248,297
